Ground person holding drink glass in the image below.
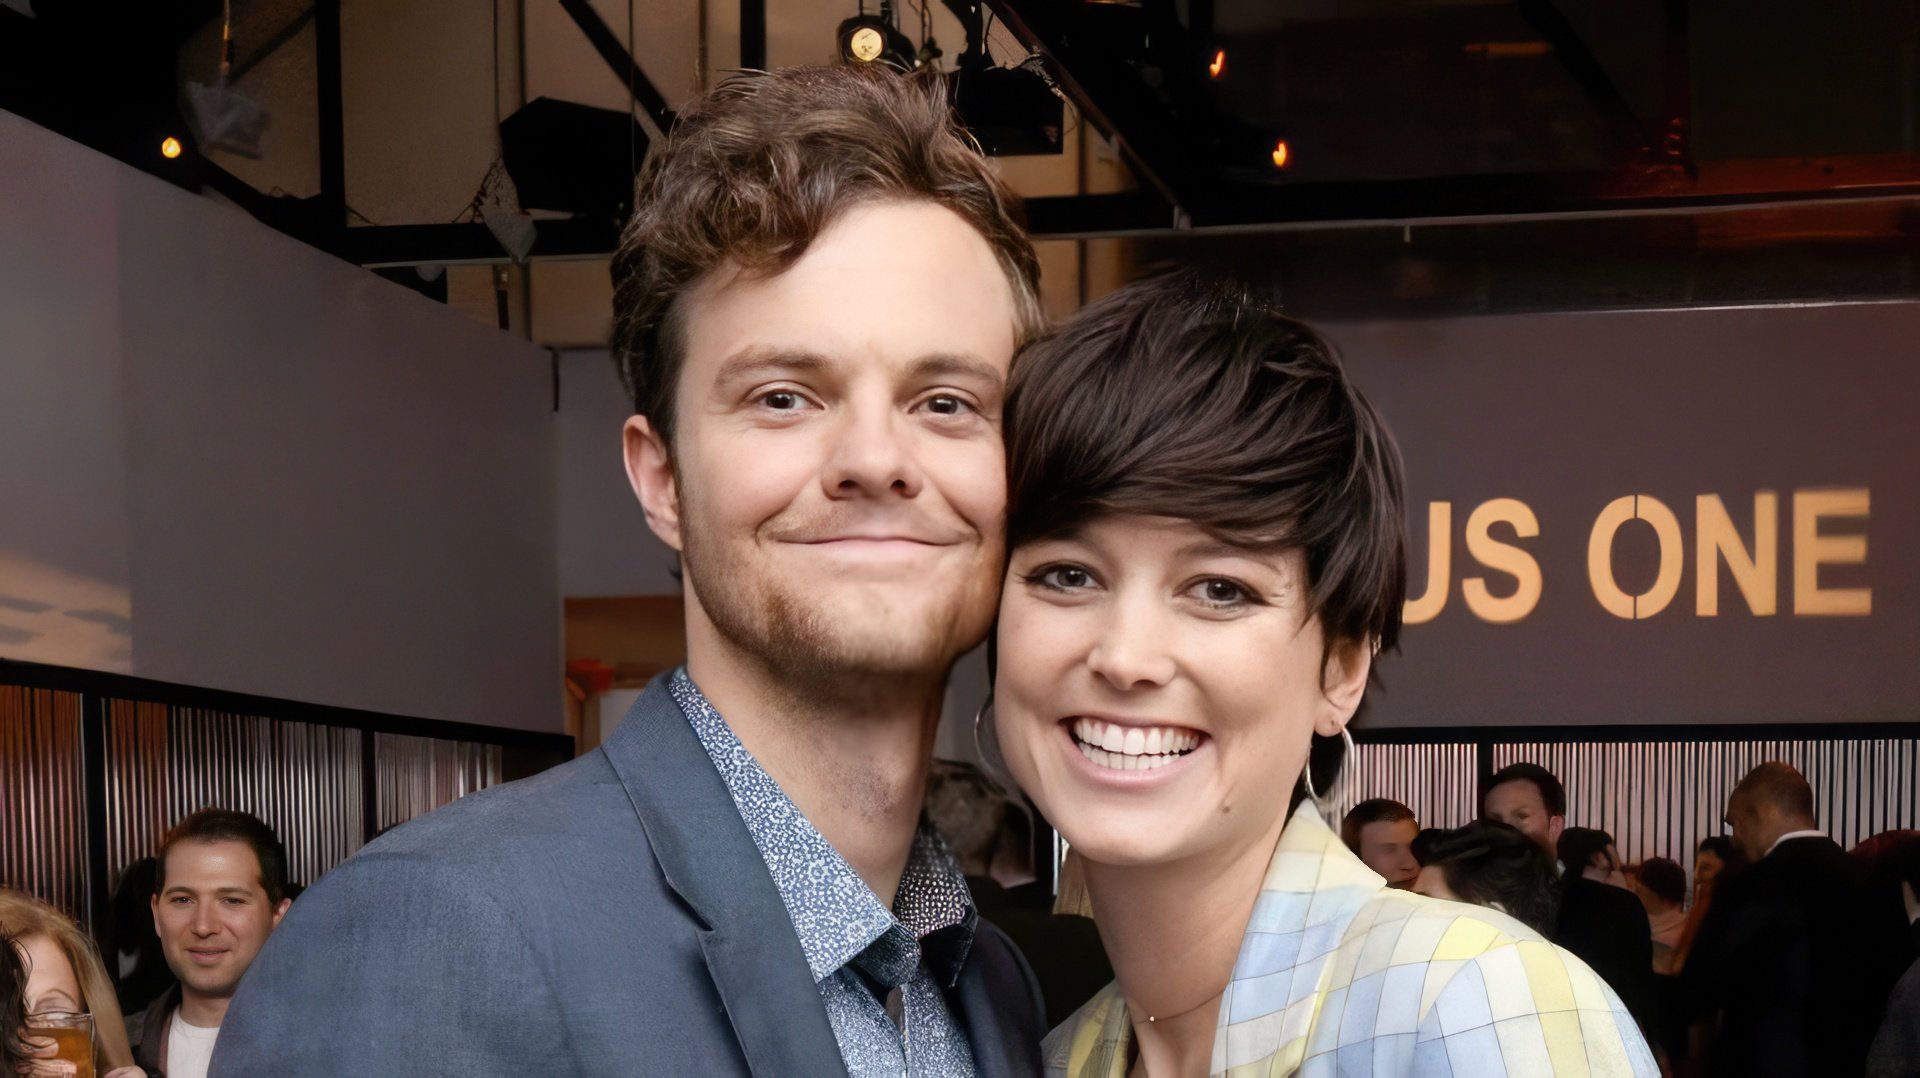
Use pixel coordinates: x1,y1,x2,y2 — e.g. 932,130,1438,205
0,890,143,1078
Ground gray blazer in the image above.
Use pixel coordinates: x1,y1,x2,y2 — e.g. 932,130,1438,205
211,676,1047,1076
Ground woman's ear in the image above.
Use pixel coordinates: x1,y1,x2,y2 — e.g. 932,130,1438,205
1316,636,1373,737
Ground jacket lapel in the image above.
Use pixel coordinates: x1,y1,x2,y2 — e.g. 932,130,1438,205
948,963,1030,1078
601,675,849,1077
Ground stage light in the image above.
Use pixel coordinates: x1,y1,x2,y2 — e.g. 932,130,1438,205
160,137,183,159
1271,139,1291,169
836,4,917,69
1209,50,1226,78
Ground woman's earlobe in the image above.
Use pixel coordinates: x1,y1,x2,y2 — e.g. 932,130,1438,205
1319,637,1373,728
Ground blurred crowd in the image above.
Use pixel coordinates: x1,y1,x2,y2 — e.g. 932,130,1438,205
2,810,291,1078
1341,760,1920,1078
5,756,1917,1077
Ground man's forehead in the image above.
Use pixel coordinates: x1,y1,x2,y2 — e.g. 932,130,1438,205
676,203,1018,377
708,344,1007,389
1490,779,1547,810
165,838,265,877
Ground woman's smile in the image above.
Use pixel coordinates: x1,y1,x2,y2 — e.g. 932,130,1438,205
1062,716,1206,777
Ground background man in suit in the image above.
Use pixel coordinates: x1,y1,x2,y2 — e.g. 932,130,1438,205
1556,826,1655,1034
1682,761,1915,1077
1482,764,1655,1033
213,65,1048,1076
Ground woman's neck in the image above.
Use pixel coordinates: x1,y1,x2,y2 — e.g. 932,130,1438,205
1086,812,1291,1078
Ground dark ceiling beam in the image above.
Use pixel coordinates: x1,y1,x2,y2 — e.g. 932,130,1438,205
1511,0,1665,159
231,6,318,82
740,0,765,69
315,0,345,231
344,218,623,266
983,0,1192,217
1026,169,1920,238
1024,191,1177,236
557,0,675,134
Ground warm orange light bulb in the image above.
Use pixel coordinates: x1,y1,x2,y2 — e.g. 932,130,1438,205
1208,50,1226,78
1271,139,1291,169
160,137,183,159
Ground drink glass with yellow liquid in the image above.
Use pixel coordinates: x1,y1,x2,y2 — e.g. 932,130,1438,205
24,1009,95,1078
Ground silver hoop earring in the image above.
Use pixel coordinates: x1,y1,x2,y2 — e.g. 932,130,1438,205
1303,725,1358,809
972,693,994,767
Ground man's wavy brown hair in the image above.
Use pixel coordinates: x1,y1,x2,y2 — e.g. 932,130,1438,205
610,65,1044,447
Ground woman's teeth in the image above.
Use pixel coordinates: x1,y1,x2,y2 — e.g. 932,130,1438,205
1070,717,1199,771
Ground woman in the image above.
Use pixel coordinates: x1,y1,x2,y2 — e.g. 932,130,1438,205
1670,837,1742,973
1409,822,1560,937
3,936,34,1074
992,271,1655,1076
0,890,143,1077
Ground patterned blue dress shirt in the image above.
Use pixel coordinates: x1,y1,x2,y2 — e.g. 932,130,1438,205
672,669,982,1077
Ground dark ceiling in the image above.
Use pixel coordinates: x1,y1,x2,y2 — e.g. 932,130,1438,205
3,0,1916,294
996,0,1920,232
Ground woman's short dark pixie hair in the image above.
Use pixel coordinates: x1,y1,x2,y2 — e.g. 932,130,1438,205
1005,269,1408,659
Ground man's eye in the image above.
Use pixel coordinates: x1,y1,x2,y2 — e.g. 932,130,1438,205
762,391,800,410
924,394,970,416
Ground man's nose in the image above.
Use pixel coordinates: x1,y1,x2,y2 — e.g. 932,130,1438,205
821,403,924,500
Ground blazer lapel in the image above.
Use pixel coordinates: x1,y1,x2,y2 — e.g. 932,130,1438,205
601,675,849,1078
944,924,1046,1078
949,966,1029,1078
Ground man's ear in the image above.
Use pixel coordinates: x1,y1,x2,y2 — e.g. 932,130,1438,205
1315,636,1374,738
623,415,683,552
270,896,292,929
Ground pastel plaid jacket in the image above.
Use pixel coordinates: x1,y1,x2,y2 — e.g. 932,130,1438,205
1043,804,1657,1077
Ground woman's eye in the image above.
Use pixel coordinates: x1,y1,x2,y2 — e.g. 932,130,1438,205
1194,578,1253,606
922,394,972,416
762,391,801,410
1048,567,1091,588
1027,564,1094,591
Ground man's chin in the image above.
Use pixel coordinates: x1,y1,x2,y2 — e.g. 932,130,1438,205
687,554,995,678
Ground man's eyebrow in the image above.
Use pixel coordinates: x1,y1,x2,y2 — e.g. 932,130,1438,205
905,353,1004,387
711,347,830,387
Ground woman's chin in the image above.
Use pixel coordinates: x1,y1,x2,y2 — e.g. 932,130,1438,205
1056,817,1194,869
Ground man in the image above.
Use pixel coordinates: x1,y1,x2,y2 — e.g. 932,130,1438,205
1683,762,1914,1077
1481,762,1565,854
129,810,291,1078
1482,764,1653,1029
1339,797,1419,888
1556,827,1654,1030
213,66,1046,1077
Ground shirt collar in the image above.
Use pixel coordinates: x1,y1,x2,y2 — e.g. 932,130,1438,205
670,668,977,987
1765,828,1827,857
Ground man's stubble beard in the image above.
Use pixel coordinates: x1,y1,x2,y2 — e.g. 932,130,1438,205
679,511,1000,701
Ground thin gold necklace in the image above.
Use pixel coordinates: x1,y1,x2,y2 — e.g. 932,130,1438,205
1134,985,1225,1025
